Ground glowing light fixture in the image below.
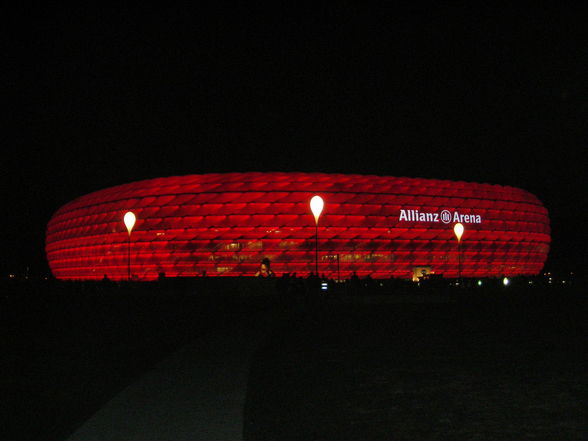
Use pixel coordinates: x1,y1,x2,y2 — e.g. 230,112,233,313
503,277,509,286
310,195,324,225
453,222,464,242
310,195,324,276
124,211,136,235
477,280,482,286
124,211,136,281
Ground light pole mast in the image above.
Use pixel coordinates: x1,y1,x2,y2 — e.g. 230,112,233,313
453,222,464,285
124,211,136,281
310,195,324,277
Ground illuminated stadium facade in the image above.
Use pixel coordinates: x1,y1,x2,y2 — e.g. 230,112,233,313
45,172,550,281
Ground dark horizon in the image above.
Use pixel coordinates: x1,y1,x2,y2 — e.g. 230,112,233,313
4,4,586,277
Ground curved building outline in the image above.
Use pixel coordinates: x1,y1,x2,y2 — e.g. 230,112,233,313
45,172,550,280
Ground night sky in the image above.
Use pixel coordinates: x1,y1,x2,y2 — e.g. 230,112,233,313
4,4,587,277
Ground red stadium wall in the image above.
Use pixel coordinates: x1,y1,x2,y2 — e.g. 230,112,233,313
45,173,550,281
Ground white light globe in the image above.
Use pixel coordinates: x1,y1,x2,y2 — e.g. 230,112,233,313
124,211,136,235
453,222,464,241
310,195,324,225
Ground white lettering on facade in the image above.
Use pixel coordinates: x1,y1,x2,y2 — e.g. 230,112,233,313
399,209,482,224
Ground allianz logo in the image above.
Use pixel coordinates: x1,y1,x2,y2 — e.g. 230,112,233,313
399,209,482,224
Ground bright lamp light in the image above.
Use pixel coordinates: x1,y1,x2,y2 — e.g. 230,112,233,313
453,222,464,242
124,211,136,235
310,195,324,225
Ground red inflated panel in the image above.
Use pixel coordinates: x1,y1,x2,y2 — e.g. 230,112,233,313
45,173,550,280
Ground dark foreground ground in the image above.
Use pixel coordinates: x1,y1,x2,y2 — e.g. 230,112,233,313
1,279,586,441
0,280,266,441
245,289,588,440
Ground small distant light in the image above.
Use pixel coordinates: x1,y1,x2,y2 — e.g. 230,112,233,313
321,282,328,291
503,277,510,286
529,280,533,285
9,274,15,279
477,280,483,286
562,280,566,284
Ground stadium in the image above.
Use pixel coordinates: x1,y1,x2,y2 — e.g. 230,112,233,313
45,172,550,281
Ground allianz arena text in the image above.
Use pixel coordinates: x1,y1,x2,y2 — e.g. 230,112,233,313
45,172,550,281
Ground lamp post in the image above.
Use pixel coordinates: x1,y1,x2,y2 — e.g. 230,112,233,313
453,222,464,285
310,195,324,276
124,211,136,281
